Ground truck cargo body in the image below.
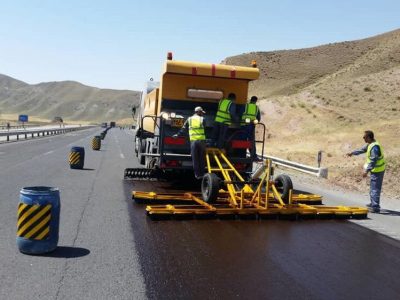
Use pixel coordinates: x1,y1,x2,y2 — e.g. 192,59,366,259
135,59,261,177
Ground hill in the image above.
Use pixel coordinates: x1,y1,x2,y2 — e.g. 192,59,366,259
0,74,140,123
224,28,400,199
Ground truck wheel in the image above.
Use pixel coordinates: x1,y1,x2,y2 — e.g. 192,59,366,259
274,174,293,204
139,140,146,165
201,173,221,203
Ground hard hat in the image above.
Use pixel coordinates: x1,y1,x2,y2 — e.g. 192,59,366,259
194,106,206,113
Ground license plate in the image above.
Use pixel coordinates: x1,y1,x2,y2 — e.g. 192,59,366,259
171,118,184,127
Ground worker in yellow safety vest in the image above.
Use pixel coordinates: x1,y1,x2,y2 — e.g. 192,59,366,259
173,106,207,179
346,130,386,213
241,96,261,160
211,93,236,148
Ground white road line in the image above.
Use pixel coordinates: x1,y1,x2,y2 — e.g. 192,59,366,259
114,133,125,159
44,151,54,155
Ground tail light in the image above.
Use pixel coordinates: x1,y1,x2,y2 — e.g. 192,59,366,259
160,160,181,168
164,137,186,145
231,140,251,149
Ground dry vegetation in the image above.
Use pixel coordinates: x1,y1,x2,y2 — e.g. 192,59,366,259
225,29,400,200
0,76,141,124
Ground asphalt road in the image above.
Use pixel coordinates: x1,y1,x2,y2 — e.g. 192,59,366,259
1,128,400,300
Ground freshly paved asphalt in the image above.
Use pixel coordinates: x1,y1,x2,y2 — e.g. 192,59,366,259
1,128,400,300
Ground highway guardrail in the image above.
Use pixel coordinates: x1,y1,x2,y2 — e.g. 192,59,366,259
0,124,37,130
0,126,93,142
260,154,328,179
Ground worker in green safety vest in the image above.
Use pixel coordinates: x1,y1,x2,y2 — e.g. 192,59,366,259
211,93,236,148
346,130,386,213
241,96,261,160
173,106,207,179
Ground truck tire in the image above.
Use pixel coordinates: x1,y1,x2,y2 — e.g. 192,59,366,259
139,140,146,165
201,173,221,203
274,174,293,203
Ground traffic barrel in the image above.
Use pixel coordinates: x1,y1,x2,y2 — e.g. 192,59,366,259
69,146,85,169
92,136,101,150
17,187,60,254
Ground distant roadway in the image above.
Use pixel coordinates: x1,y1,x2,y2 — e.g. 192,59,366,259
0,128,399,299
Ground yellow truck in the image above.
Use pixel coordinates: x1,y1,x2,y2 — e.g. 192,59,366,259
127,54,265,179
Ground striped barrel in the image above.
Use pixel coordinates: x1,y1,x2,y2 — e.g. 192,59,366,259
17,187,60,254
69,146,85,169
92,136,101,150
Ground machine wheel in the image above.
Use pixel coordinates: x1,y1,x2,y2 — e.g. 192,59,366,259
139,140,146,165
274,174,293,203
201,173,221,203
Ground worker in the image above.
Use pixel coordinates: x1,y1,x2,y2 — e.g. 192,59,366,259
212,93,236,148
173,106,207,179
240,96,261,160
346,130,386,213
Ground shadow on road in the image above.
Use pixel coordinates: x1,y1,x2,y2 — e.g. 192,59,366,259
81,168,95,171
377,209,400,217
40,246,90,258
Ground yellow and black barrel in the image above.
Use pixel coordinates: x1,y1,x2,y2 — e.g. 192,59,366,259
92,136,101,150
17,186,60,254
69,146,85,169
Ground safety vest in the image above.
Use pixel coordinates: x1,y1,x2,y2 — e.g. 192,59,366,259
241,103,259,125
188,115,206,141
215,99,232,125
366,141,385,173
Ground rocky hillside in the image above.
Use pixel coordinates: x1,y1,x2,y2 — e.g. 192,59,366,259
225,28,400,199
0,75,140,123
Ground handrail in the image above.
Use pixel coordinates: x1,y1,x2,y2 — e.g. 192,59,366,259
260,154,328,179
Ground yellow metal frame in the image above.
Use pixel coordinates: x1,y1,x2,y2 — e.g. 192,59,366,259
132,149,368,219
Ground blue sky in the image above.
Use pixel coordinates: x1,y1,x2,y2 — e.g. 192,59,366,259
0,0,399,90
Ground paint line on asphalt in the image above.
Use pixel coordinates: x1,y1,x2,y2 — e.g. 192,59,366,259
44,151,54,155
114,133,125,159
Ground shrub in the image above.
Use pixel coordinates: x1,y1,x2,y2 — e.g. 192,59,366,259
364,87,372,92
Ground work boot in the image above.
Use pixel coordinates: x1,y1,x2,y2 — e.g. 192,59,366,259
368,207,380,213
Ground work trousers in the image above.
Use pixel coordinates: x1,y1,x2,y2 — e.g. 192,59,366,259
190,140,206,178
242,124,256,158
211,122,229,149
370,171,384,209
